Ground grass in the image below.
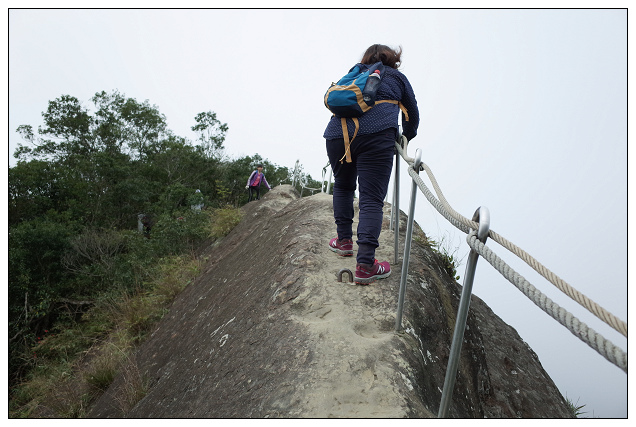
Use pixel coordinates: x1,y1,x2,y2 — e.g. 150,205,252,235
9,204,247,418
565,395,588,418
9,203,244,418
414,228,465,282
208,206,243,239
431,231,465,282
83,350,118,392
9,253,201,418
113,352,149,415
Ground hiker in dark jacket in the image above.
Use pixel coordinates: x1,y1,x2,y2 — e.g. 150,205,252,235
246,164,271,201
325,44,420,284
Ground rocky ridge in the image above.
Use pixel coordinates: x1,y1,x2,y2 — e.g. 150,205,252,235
88,185,572,418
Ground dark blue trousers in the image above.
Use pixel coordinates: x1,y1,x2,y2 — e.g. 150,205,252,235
248,186,260,201
326,128,395,265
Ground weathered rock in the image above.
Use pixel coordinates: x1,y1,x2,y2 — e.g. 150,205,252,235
88,185,572,418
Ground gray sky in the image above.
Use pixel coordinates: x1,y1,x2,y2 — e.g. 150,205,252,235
6,6,629,418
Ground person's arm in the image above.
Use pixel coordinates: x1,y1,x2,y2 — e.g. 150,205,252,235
399,73,420,141
263,175,271,190
246,171,255,187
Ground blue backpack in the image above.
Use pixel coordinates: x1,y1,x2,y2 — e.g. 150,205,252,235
324,62,384,118
324,62,408,163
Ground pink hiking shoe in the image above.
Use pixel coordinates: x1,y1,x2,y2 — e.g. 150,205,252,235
355,259,391,284
329,238,353,257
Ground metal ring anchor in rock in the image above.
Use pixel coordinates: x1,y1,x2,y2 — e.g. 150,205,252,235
337,268,353,283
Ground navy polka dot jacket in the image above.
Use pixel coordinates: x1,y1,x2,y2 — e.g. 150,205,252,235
323,64,420,141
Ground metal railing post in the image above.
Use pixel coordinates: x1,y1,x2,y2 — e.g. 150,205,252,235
438,206,490,418
389,189,395,230
321,164,327,193
390,153,396,230
393,146,400,265
395,148,422,331
327,166,333,194
321,162,334,195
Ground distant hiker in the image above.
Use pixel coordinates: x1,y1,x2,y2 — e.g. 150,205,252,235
190,189,204,212
324,44,420,284
246,164,271,201
138,213,153,239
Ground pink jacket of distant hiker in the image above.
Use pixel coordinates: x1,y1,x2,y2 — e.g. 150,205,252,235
247,171,271,189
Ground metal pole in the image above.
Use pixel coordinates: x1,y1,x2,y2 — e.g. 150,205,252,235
390,153,396,231
322,161,334,194
393,146,400,265
389,189,395,230
321,164,327,193
438,206,490,418
389,156,395,229
395,148,422,331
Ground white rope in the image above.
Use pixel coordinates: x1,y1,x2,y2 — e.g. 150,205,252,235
466,231,627,373
395,138,628,339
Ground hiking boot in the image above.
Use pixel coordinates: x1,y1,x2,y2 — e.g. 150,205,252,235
355,259,391,284
329,238,353,257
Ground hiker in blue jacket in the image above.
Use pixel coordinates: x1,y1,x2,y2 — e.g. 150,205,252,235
246,164,271,201
325,44,419,284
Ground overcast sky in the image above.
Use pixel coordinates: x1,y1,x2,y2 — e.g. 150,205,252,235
6,5,629,418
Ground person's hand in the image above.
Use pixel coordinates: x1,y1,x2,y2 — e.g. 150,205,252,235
245,185,249,189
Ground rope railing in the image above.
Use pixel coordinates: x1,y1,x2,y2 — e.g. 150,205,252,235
395,136,627,339
387,134,627,417
466,231,627,372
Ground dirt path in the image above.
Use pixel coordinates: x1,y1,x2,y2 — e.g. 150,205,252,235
284,193,418,417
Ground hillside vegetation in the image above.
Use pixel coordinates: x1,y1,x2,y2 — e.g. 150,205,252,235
8,91,320,416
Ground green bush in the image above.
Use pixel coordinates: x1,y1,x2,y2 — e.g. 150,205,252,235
208,206,243,239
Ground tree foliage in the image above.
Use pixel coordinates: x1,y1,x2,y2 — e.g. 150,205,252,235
9,90,321,387
191,111,228,158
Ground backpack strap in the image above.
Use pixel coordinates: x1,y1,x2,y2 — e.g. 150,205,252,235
376,100,409,121
339,117,358,163
337,101,408,164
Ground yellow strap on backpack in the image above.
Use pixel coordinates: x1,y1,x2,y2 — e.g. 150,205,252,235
338,101,409,164
339,117,358,163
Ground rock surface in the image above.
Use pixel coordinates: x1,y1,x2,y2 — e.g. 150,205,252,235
88,185,572,418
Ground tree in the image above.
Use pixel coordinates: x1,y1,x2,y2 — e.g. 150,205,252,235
8,212,77,379
9,160,60,225
15,91,170,165
92,90,169,160
15,95,93,163
191,111,229,159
